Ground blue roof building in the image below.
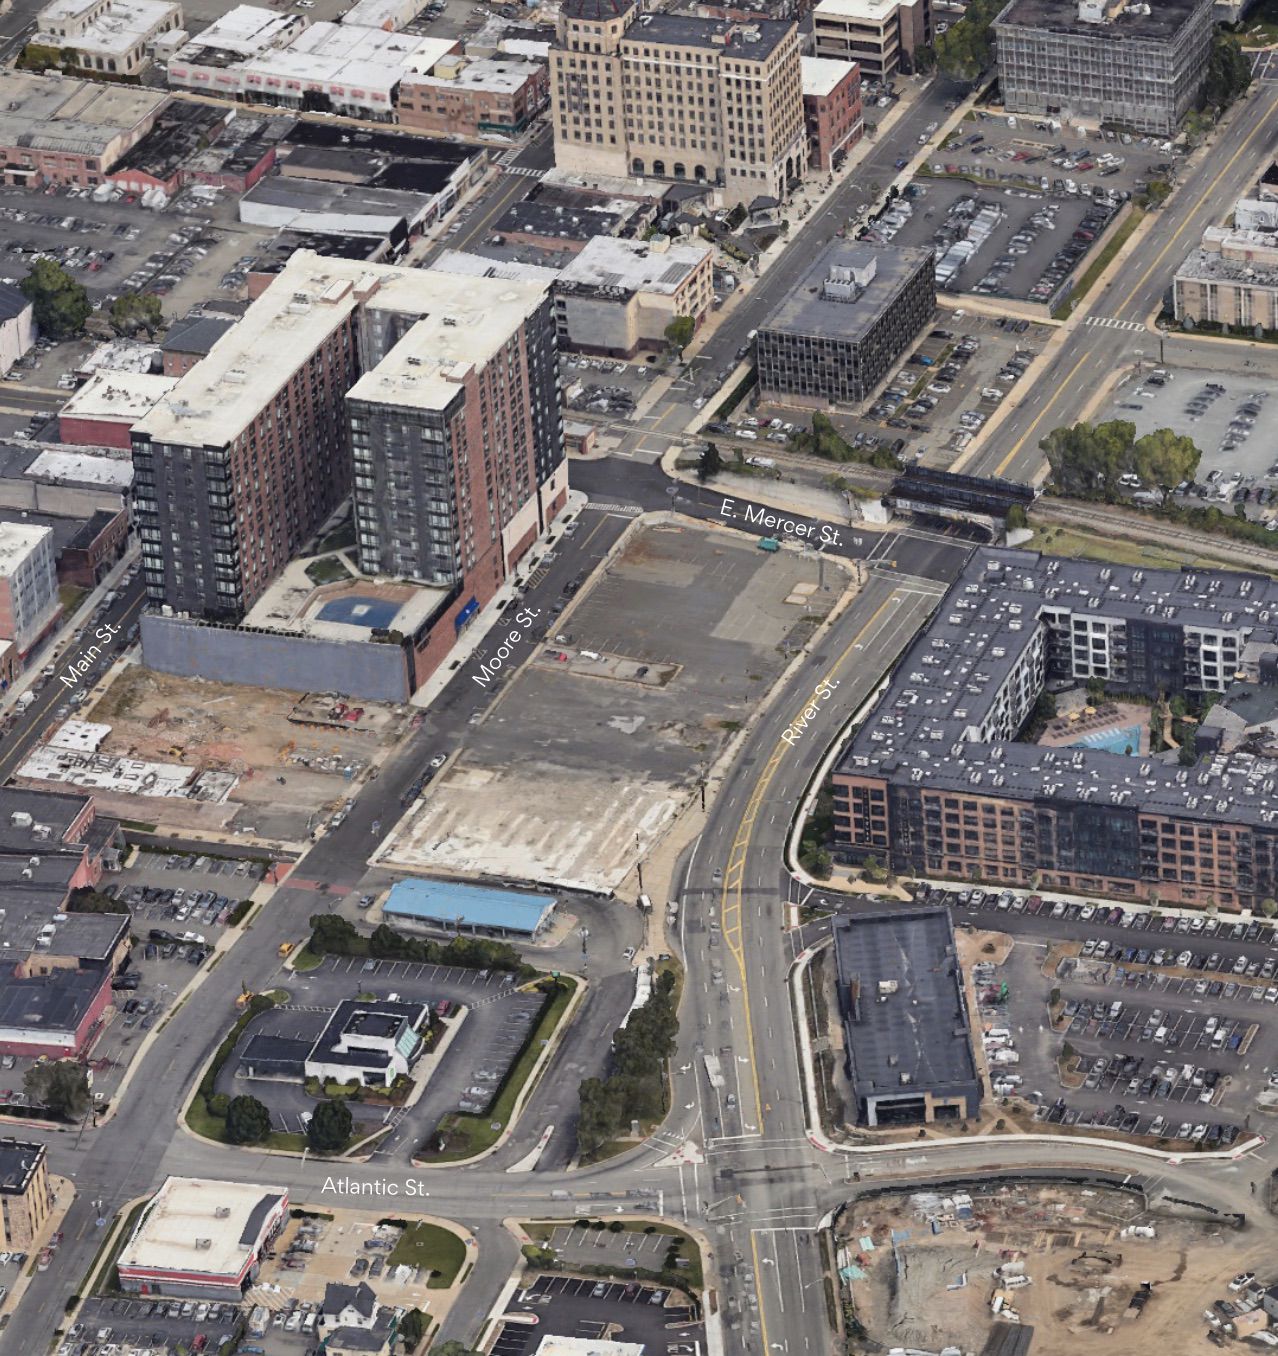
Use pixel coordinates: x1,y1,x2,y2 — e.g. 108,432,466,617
383,878,557,937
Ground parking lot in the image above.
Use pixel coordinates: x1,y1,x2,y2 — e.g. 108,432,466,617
492,1274,702,1356
222,954,543,1148
1100,366,1278,516
71,1296,240,1356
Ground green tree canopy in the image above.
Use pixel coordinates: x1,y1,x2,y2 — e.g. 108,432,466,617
308,1097,353,1152
935,0,1001,79
224,1094,272,1144
1131,426,1200,489
1041,418,1199,500
399,1309,430,1350
20,258,90,340
1203,31,1252,111
665,314,695,353
697,442,723,482
68,886,124,914
24,1060,91,1120
309,912,360,954
109,291,164,338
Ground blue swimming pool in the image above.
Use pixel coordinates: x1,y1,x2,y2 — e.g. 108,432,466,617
316,595,401,629
1067,723,1143,756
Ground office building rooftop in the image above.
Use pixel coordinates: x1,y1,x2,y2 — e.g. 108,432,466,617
558,235,710,295
995,0,1205,41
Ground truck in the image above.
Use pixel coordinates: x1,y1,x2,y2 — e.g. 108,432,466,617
15,691,34,712
703,1054,726,1089
249,1306,270,1337
757,537,781,552
988,1049,1020,1065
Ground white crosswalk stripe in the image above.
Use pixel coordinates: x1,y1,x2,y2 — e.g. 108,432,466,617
502,164,544,178
1084,315,1146,332
586,501,643,515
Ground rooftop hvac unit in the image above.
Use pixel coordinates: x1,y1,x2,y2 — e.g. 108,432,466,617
214,1206,232,1218
196,1238,213,1249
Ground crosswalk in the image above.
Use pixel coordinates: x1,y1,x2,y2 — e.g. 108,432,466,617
502,164,544,179
586,501,643,516
1084,315,1146,333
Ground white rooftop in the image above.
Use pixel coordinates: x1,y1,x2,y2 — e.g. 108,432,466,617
432,248,561,286
136,250,552,446
48,720,110,753
172,3,301,57
26,449,134,490
37,0,180,57
60,370,176,423
534,1339,645,1356
801,54,858,97
0,522,51,576
500,36,550,60
241,24,454,96
814,0,917,18
18,741,236,800
76,338,161,377
407,54,541,93
120,1178,285,1280
559,235,710,294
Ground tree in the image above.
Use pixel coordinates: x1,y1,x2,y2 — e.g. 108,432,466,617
20,258,90,340
1143,179,1171,207
1203,31,1252,112
1131,426,1200,489
935,0,1001,79
697,442,722,482
68,887,123,914
664,314,695,355
399,1309,429,1351
430,1343,482,1356
1260,898,1278,919
109,291,164,338
309,912,360,955
224,1094,272,1144
1005,503,1028,533
307,1097,353,1152
24,1060,91,1120
911,43,937,73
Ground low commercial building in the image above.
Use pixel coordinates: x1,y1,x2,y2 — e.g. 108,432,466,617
0,285,35,379
58,371,178,450
117,1176,288,1299
166,5,307,97
105,101,233,197
36,0,184,77
398,54,548,137
756,241,935,406
0,71,169,187
0,523,60,660
57,507,130,588
801,56,862,170
1174,225,1278,331
0,1141,54,1249
993,0,1213,138
832,908,982,1127
554,235,715,358
304,999,429,1088
383,878,557,937
0,967,112,1060
160,312,237,376
491,182,645,258
812,0,931,77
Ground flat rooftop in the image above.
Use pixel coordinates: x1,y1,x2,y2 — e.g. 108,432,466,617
383,877,556,932
0,964,105,1037
815,0,925,20
433,249,561,286
0,522,50,574
241,25,456,95
37,0,179,57
240,175,429,230
24,449,133,491
407,55,541,93
307,998,427,1068
760,240,933,343
0,1140,44,1196
558,235,710,295
170,4,303,62
120,1177,285,1280
626,12,792,58
832,907,979,1096
840,548,1278,828
134,249,550,448
994,0,1207,42
801,54,858,98
60,371,177,423
0,71,167,157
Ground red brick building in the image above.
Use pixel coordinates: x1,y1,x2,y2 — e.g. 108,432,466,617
398,56,548,138
801,56,862,171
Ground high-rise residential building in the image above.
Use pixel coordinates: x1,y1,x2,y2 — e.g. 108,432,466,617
833,549,1278,913
812,0,931,78
131,251,564,620
549,0,808,209
0,523,60,660
993,0,1213,138
756,241,935,407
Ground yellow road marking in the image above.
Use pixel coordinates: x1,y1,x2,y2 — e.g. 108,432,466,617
749,1229,774,1356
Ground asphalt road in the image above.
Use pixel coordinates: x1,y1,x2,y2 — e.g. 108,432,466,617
964,80,1278,483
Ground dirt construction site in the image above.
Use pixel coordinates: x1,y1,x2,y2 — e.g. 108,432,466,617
839,1179,1268,1356
76,665,409,840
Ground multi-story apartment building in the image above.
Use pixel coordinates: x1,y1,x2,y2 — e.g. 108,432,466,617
812,0,931,78
549,0,807,209
756,241,934,406
0,524,60,661
801,56,863,170
993,0,1213,137
1174,225,1278,331
0,1141,53,1249
834,550,1278,912
36,0,184,77
131,251,564,619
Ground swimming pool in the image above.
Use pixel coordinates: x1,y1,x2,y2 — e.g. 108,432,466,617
1066,723,1143,756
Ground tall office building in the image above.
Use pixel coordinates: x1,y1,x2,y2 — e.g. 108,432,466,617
549,0,807,209
812,0,931,79
131,251,565,620
993,0,1212,137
